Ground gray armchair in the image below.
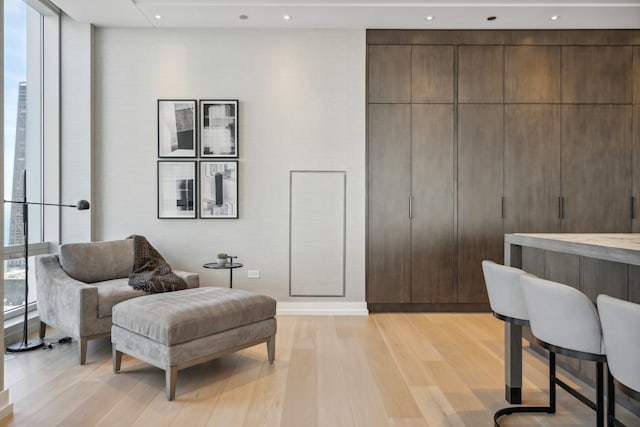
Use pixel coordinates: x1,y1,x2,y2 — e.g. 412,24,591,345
35,239,199,364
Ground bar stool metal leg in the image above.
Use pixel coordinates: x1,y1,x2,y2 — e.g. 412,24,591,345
598,362,604,427
607,370,616,427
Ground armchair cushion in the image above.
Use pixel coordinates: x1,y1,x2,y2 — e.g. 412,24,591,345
96,278,145,318
60,239,134,283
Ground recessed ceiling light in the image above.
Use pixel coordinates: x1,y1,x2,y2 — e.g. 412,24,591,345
239,14,248,20
283,14,292,20
550,15,560,21
425,15,434,21
487,16,497,21
154,14,163,20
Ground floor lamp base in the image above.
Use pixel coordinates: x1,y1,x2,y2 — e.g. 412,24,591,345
6,338,44,352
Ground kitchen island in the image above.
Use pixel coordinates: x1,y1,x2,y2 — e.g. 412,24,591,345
503,233,640,404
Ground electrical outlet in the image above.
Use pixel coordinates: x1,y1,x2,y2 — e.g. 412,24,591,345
248,270,260,279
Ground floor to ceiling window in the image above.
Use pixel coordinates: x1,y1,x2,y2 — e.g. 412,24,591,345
3,0,59,319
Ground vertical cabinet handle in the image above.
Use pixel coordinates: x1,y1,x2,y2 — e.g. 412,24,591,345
501,196,505,219
409,195,413,219
559,196,564,219
632,197,636,219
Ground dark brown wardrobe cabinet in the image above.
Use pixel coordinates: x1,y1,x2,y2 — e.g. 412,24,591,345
366,30,640,311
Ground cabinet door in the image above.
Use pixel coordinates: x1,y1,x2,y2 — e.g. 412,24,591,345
457,105,503,304
411,46,454,103
411,105,455,303
367,104,411,303
504,105,561,234
562,46,632,104
505,45,561,103
458,45,503,103
561,105,632,232
368,45,411,103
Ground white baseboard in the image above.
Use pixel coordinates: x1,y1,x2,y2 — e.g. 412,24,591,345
0,389,13,421
276,302,368,316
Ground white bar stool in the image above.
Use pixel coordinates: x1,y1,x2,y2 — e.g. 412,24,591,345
481,260,554,426
521,274,611,427
597,294,640,427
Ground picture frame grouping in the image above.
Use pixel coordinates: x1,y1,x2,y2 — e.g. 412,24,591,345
157,99,238,159
157,99,239,219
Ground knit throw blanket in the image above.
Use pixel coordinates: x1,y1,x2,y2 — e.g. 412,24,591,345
127,235,187,294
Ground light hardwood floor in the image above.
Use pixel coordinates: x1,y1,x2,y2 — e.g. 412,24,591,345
2,313,639,426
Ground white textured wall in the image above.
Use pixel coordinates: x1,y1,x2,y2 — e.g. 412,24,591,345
94,29,366,301
60,15,93,244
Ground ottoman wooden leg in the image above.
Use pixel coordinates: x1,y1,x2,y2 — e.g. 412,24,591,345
267,334,276,363
166,366,177,401
113,347,122,373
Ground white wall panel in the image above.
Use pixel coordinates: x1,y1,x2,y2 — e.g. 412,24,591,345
290,170,345,296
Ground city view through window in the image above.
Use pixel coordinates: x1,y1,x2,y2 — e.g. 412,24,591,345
4,0,37,314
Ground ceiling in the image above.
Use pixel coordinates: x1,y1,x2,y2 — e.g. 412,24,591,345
50,0,640,30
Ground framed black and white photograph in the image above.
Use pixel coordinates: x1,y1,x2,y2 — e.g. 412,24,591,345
158,99,197,158
199,161,238,218
200,100,238,157
158,161,197,218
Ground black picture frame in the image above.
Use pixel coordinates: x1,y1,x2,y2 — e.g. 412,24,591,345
158,99,197,158
199,160,239,219
157,161,197,218
199,100,238,158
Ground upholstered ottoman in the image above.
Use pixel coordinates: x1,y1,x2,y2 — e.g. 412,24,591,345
111,287,276,400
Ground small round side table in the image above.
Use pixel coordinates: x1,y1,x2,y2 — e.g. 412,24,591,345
203,262,244,288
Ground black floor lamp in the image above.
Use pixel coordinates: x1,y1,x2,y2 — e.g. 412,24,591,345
4,171,90,352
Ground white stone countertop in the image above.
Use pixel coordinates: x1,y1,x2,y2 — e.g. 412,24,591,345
505,233,640,266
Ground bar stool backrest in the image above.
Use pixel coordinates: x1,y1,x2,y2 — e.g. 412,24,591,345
597,294,640,395
481,260,528,322
521,274,604,356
